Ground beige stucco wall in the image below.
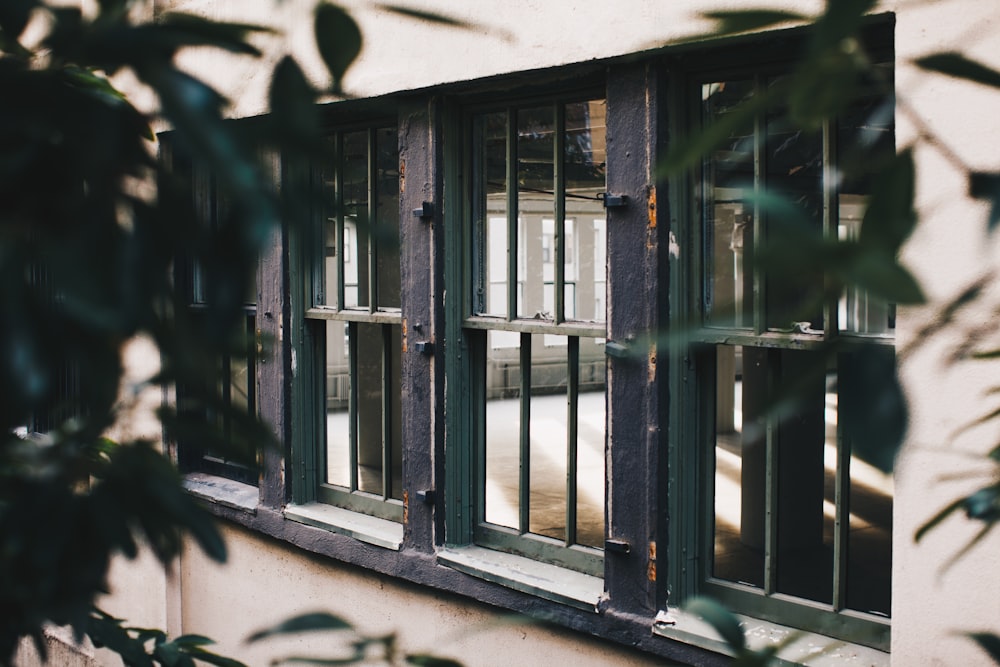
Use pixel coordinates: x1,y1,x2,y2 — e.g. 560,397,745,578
893,1,1000,665
88,1,1000,665
170,523,664,666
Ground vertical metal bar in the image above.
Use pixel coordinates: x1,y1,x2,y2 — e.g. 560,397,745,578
566,336,580,546
368,128,378,313
348,322,359,492
763,351,778,595
554,103,567,324
507,108,518,321
833,355,851,610
381,324,393,500
519,333,532,534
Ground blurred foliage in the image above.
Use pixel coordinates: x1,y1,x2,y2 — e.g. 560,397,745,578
0,0,360,663
245,612,463,667
674,0,1000,663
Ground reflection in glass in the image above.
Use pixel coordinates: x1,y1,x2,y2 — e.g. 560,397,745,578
702,80,754,329
517,106,555,320
838,84,895,335
320,134,340,308
566,100,607,322
343,131,370,309
376,126,400,309
474,102,606,323
475,112,508,317
765,78,824,331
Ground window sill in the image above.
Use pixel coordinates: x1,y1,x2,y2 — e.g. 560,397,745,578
652,609,889,667
284,502,403,551
437,545,604,613
183,473,258,513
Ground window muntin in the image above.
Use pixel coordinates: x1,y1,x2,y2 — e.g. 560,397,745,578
466,98,607,576
694,69,894,648
308,125,402,521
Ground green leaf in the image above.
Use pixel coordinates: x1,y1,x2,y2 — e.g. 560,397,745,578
269,56,320,149
915,497,966,542
0,0,38,44
406,655,464,667
839,344,907,473
246,612,353,643
658,84,776,175
154,13,272,57
701,10,808,36
963,486,1000,521
314,4,362,93
840,251,924,305
684,597,746,653
969,172,1000,232
916,52,1000,89
859,149,917,256
968,633,1000,662
375,4,473,28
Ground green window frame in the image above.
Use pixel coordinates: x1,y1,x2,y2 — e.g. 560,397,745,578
676,59,895,649
299,123,403,522
451,95,609,576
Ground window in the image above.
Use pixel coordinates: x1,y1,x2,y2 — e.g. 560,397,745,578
681,60,894,649
453,97,608,576
299,124,403,521
175,159,259,486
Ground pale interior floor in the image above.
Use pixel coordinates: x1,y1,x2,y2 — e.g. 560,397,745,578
327,385,892,615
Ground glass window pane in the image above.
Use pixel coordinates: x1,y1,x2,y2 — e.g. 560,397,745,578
517,106,555,320
320,135,339,308
566,99,607,323
712,344,764,587
712,345,833,604
528,333,568,541
484,332,521,530
764,78,824,332
324,320,351,487
343,131,370,309
838,85,895,335
375,127,401,309
475,112,508,317
324,321,402,500
703,81,754,329
576,336,606,549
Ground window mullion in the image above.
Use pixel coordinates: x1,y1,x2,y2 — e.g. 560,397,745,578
519,332,531,534
554,103,566,324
